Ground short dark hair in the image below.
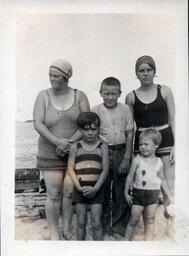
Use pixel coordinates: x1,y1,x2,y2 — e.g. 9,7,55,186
139,128,162,146
77,112,100,129
100,77,121,92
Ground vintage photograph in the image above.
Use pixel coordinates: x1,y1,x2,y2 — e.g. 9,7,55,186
1,0,188,256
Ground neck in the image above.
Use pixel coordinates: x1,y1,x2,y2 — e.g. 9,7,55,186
140,82,155,91
53,84,69,95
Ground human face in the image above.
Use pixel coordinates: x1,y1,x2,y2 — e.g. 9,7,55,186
139,136,158,157
100,84,121,108
136,63,155,85
49,69,67,90
80,124,99,143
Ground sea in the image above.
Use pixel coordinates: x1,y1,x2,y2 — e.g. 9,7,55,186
15,121,39,169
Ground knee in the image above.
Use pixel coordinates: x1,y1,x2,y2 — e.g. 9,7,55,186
92,217,101,231
145,216,155,225
63,176,73,198
47,190,62,202
77,219,87,229
129,217,140,228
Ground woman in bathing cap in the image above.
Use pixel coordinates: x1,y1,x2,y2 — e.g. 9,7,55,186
33,59,90,240
125,55,175,237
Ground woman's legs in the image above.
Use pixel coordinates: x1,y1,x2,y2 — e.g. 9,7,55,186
41,169,64,240
161,155,175,205
125,205,144,241
143,204,157,240
91,204,103,240
75,203,87,240
62,172,74,239
161,155,175,237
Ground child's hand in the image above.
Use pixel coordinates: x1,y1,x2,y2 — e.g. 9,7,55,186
118,158,130,176
82,186,97,198
125,193,132,206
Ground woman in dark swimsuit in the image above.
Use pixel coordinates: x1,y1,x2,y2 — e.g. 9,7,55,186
125,55,175,236
33,59,90,240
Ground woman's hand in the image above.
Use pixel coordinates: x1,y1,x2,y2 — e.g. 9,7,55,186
56,139,73,152
82,186,97,198
169,146,175,165
125,193,132,207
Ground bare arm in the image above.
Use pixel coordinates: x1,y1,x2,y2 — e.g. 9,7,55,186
93,142,109,192
162,86,175,164
124,157,138,206
69,90,90,142
125,92,135,117
67,144,82,192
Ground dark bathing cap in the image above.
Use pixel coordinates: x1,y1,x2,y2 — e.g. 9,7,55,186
135,55,156,74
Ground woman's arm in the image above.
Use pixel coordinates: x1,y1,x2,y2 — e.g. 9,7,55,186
162,86,175,164
33,90,71,147
69,90,90,142
125,92,135,117
67,144,82,192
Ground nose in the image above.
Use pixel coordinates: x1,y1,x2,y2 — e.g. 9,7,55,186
144,70,148,76
88,129,93,135
108,94,113,99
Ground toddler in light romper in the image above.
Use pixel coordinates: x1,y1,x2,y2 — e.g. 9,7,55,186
124,128,172,240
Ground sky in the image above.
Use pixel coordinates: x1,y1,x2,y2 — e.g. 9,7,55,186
16,13,178,121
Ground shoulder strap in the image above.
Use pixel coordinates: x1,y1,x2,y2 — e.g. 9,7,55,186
44,90,49,111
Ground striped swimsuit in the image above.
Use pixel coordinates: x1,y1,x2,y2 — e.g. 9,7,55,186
72,140,105,204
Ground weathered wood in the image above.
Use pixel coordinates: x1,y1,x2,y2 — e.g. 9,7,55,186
15,180,40,193
15,168,40,180
15,193,46,217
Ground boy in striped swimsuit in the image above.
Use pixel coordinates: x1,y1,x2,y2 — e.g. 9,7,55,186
68,112,109,240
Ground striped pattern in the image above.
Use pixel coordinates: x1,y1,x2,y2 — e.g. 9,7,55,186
75,142,102,184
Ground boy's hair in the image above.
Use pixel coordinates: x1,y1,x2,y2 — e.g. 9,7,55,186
139,128,162,146
77,112,100,129
100,77,121,92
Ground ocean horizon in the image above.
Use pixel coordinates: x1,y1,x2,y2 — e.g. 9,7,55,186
15,121,38,169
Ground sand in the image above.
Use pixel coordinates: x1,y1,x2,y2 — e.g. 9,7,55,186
15,204,189,241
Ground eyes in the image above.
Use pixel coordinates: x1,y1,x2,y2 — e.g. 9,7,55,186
137,68,153,74
83,124,99,131
102,92,120,97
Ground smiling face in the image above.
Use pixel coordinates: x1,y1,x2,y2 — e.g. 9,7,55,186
136,63,155,85
139,136,158,157
49,69,68,90
100,84,121,108
80,123,99,143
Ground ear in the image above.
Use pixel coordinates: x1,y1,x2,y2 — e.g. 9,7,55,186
99,90,103,97
119,90,122,96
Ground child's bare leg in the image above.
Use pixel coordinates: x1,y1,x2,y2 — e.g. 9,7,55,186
62,173,74,239
143,204,157,240
91,203,103,240
125,205,144,241
75,203,87,240
42,170,64,240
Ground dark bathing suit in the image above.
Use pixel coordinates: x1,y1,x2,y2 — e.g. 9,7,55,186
133,85,174,157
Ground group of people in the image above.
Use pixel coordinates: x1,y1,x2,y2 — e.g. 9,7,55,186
33,56,175,241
